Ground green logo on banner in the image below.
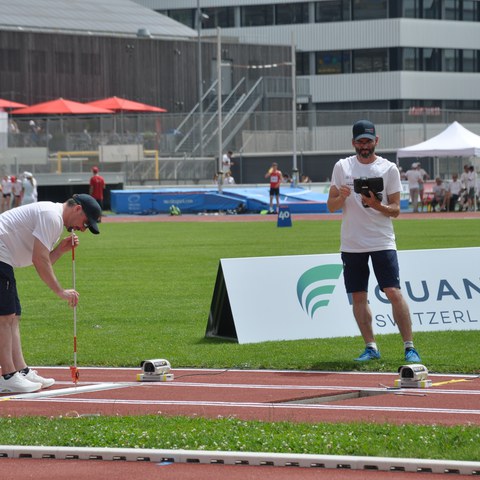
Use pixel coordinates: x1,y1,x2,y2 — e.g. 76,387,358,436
297,264,343,318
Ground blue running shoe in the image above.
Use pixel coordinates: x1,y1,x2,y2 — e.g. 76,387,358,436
405,348,421,363
354,347,381,362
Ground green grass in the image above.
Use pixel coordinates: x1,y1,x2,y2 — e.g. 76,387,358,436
4,217,480,460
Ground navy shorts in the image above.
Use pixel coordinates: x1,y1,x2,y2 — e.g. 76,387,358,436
269,187,280,196
0,261,21,316
341,250,400,293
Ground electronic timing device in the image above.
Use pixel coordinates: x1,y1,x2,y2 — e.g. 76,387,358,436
137,358,174,382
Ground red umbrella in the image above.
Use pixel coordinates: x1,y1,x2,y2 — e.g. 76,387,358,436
11,97,114,115
86,96,167,112
0,99,28,110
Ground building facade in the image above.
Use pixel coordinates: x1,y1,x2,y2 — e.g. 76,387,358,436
137,0,480,112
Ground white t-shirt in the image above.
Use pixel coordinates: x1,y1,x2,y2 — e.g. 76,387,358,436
0,202,64,267
222,154,232,173
331,155,401,253
405,169,423,189
22,178,38,205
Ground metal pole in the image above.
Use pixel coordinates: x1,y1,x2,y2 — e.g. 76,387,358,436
291,32,298,187
217,27,223,193
196,0,204,157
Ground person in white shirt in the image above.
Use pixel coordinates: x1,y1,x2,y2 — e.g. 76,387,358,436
221,151,234,174
1,175,12,213
21,172,38,206
0,194,101,394
466,165,477,211
445,173,463,212
327,120,421,364
10,176,22,208
404,163,423,213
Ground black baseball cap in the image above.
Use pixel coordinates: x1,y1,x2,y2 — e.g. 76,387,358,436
353,120,376,141
73,193,101,234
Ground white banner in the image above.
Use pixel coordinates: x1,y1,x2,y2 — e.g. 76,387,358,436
219,247,480,344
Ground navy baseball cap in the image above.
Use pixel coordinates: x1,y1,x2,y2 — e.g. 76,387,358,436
73,193,101,234
353,120,376,141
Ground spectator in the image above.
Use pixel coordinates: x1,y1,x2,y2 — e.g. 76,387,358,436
416,163,430,209
404,163,423,213
222,151,234,175
430,177,446,212
21,172,38,206
445,173,463,212
1,175,12,213
223,171,235,185
466,165,477,211
89,166,105,211
10,176,22,208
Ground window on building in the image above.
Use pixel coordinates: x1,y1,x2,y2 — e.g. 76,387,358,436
462,49,478,72
353,49,388,73
422,0,441,19
316,51,350,74
296,52,310,75
422,48,441,71
446,0,480,21
352,0,387,20
315,0,351,22
167,9,195,28
444,49,460,72
241,5,274,26
276,3,309,25
203,7,235,28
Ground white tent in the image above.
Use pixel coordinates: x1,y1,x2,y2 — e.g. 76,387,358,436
397,121,480,158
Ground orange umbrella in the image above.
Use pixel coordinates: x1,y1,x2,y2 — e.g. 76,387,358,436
0,99,28,110
86,96,167,112
11,97,114,115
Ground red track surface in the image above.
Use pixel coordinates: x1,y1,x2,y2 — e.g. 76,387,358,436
1,367,479,479
2,367,480,426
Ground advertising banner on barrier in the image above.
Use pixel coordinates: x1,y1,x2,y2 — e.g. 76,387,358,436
206,247,480,344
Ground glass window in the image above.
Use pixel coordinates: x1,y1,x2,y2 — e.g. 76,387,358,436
241,5,274,26
462,49,477,72
316,51,350,74
296,52,310,75
402,0,419,18
422,0,441,19
353,49,388,73
276,3,309,25
444,0,459,20
444,49,459,72
402,47,420,70
167,9,195,28
315,0,350,22
203,7,235,28
422,48,441,71
353,0,387,20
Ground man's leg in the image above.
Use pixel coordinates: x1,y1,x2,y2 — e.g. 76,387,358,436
0,314,17,374
11,315,27,371
351,291,375,343
383,288,413,342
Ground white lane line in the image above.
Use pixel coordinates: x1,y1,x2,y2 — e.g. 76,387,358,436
12,397,480,416
1,382,136,401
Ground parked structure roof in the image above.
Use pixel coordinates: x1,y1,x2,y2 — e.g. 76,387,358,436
0,0,196,38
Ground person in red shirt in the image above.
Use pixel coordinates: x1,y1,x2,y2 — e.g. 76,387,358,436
264,162,282,214
89,166,105,211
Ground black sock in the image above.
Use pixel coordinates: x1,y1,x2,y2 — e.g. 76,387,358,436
3,372,16,380
20,367,30,375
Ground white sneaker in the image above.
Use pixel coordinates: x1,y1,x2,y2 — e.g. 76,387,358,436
23,369,55,389
0,372,42,393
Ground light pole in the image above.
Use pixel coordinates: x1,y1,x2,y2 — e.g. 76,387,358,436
196,1,207,157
